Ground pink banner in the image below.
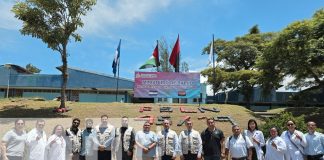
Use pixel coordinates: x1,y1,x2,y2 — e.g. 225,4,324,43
134,72,200,98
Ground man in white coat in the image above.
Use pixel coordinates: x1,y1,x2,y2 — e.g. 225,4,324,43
66,118,82,160
157,119,179,160
280,120,307,160
26,119,47,160
94,115,115,160
112,116,135,160
265,127,287,160
178,120,202,160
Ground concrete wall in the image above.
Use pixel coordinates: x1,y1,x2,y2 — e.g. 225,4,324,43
79,93,127,103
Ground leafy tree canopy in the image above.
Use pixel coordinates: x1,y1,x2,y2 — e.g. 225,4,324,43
12,0,96,109
26,63,41,73
257,9,324,90
201,26,275,103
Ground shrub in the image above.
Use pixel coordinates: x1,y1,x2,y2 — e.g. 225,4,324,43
260,112,307,139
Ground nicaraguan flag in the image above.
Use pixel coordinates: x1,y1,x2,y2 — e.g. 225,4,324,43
112,39,121,77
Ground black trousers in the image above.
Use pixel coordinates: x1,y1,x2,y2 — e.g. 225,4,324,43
162,154,173,160
98,150,111,160
121,151,133,160
307,154,324,160
79,155,96,160
183,151,198,160
79,155,86,160
251,147,257,160
232,157,247,160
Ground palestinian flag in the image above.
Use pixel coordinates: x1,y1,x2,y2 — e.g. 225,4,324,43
139,43,160,69
169,34,180,72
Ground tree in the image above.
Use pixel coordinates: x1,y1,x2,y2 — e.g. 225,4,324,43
201,67,228,99
26,63,41,73
158,37,189,72
180,61,189,72
258,9,324,92
12,0,96,109
259,112,307,138
158,37,173,72
202,27,275,105
249,25,260,34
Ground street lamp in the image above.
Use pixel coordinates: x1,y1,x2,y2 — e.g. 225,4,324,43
4,64,11,98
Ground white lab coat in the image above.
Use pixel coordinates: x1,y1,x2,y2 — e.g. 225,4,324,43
281,130,307,160
265,136,287,160
26,128,47,160
244,130,265,160
46,134,66,160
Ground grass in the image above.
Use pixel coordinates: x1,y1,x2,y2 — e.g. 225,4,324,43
0,98,261,137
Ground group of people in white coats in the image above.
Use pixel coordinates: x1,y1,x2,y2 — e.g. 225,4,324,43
0,119,79,160
1,117,323,160
0,116,130,160
224,119,324,160
265,120,324,160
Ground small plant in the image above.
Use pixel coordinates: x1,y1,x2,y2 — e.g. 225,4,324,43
260,112,307,139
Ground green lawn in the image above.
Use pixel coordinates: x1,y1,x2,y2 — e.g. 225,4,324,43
0,98,260,137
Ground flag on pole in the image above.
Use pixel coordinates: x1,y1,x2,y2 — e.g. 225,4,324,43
112,39,121,77
169,34,180,71
208,39,213,66
139,42,160,69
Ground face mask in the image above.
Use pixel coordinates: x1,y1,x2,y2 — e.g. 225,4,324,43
122,122,128,127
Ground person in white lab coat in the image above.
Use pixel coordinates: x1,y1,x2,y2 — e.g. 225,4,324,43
280,120,307,160
265,127,287,160
243,119,265,160
26,119,47,160
46,125,67,160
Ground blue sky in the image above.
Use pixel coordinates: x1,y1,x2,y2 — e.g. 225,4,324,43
0,0,323,81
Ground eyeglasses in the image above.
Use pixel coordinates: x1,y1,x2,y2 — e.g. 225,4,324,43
73,122,80,124
287,123,294,126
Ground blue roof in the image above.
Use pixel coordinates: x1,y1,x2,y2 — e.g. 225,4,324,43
0,65,134,90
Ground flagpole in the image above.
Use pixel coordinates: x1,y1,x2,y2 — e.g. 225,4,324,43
156,40,159,72
115,39,121,102
176,34,180,72
212,34,216,103
177,51,180,72
116,60,120,102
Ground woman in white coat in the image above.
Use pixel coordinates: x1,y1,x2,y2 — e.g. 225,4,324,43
244,119,265,160
46,125,67,160
265,127,287,160
280,120,307,160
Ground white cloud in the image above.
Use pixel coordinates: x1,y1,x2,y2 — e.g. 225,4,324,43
0,1,22,30
81,0,172,36
0,0,174,35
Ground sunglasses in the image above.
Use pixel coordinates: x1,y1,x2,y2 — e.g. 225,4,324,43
287,123,294,126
